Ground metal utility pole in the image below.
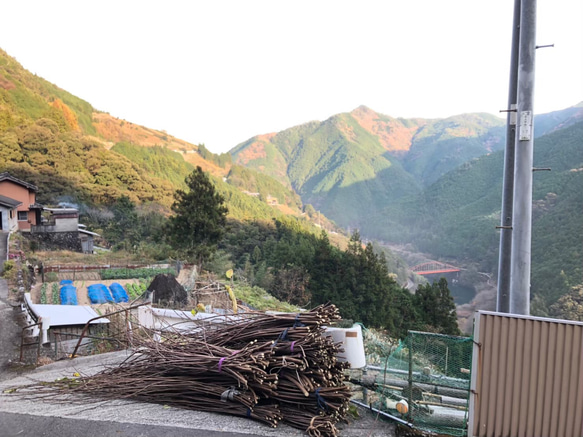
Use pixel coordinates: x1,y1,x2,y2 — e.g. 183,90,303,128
496,0,521,313
510,0,537,315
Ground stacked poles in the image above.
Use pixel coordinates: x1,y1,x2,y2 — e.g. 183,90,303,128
41,304,352,437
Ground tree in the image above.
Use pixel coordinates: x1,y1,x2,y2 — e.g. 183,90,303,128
168,166,228,265
550,284,583,321
104,195,140,251
414,278,460,335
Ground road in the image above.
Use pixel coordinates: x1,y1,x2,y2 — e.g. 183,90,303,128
0,412,261,437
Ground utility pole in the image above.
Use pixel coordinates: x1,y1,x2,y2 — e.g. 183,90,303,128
510,0,537,315
496,0,521,313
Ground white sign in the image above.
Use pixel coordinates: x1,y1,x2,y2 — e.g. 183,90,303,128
519,110,532,141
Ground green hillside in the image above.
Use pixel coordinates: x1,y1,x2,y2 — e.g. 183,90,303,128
0,48,95,134
111,142,194,188
232,112,423,229
226,164,302,210
365,121,583,313
403,113,505,185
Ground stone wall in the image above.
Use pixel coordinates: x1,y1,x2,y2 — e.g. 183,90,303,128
23,231,82,252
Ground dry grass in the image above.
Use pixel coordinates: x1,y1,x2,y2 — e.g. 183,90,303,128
33,250,152,267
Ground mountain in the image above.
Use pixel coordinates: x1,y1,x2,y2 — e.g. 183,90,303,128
0,48,308,220
232,102,583,316
380,120,583,313
231,106,508,229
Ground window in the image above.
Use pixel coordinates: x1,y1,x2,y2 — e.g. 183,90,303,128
18,211,28,221
9,210,13,219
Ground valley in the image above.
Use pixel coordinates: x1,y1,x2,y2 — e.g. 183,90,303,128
1,45,582,328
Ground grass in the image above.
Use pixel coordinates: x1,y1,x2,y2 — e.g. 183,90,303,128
233,283,299,312
51,283,59,304
34,249,158,266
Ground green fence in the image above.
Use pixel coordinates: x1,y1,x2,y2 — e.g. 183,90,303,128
365,330,473,436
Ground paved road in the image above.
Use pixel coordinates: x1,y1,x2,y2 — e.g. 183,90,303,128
0,412,263,437
0,352,395,437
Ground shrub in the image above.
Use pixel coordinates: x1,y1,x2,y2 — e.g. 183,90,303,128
1,260,16,279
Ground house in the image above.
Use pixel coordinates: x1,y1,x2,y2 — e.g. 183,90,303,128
0,173,100,252
0,172,43,231
30,207,101,253
35,207,80,232
79,227,100,253
0,194,21,232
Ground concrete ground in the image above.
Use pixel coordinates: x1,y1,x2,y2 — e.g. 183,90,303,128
0,284,395,437
0,352,395,437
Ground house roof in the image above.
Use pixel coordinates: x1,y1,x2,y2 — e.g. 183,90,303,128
45,207,78,214
24,293,109,327
0,194,22,209
0,172,38,192
79,228,100,237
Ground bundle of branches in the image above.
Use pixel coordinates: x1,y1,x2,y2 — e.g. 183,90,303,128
27,304,352,437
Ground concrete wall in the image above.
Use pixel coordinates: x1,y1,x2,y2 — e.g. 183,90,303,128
53,217,78,232
23,231,82,252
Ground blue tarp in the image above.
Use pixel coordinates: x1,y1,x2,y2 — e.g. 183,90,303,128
60,285,78,305
109,283,129,303
87,284,113,304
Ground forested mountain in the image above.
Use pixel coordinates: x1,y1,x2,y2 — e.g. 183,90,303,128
232,103,583,318
231,105,582,231
371,121,583,314
0,48,307,220
3,45,581,326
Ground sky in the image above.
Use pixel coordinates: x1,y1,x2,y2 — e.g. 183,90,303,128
1,0,581,154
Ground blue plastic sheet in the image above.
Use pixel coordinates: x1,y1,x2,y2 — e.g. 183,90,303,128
109,282,129,303
87,284,113,304
60,285,78,305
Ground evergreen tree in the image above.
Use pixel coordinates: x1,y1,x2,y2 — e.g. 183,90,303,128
168,166,228,265
414,278,460,335
104,195,141,251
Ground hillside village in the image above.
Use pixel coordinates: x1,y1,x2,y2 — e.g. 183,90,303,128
1,43,583,437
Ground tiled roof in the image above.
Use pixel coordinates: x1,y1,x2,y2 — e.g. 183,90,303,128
0,194,22,208
0,172,38,192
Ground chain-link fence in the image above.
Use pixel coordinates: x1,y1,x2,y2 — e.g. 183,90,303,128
364,330,473,436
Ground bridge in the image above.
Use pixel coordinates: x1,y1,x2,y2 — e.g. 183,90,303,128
411,261,461,275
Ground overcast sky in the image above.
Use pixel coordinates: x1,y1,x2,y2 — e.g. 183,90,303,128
1,0,581,153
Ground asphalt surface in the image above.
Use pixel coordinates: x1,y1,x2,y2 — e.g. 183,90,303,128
0,412,265,437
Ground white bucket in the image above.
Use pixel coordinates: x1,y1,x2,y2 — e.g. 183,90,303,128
325,324,366,369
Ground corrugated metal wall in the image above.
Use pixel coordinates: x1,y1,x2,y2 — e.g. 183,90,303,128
469,311,583,437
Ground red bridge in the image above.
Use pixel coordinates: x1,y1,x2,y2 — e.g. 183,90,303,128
411,261,461,275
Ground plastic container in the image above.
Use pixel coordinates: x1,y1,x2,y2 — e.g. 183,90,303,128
324,324,366,369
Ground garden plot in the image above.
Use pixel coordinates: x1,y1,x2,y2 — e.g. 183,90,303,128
31,279,147,307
